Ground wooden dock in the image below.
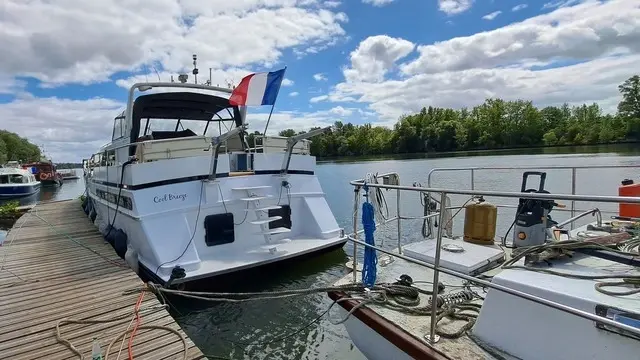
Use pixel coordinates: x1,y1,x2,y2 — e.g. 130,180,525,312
0,200,206,359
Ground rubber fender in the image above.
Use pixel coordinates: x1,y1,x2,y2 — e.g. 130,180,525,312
113,229,128,259
86,198,94,217
81,196,89,214
103,225,116,246
89,207,97,222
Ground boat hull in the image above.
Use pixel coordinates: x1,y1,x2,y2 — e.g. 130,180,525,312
328,291,447,360
86,155,346,285
0,183,41,198
138,238,347,288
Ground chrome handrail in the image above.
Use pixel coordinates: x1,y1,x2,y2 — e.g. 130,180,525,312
347,177,640,343
427,165,638,230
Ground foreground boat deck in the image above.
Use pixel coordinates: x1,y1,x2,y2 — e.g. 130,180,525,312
330,224,640,360
332,252,498,360
0,200,206,359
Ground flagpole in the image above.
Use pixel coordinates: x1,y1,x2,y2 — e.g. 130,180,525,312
263,66,287,136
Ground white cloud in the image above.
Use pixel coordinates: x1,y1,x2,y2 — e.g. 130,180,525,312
0,0,348,87
313,73,328,81
482,11,502,20
248,108,347,134
323,0,640,124
343,35,415,82
329,106,353,116
115,68,253,91
310,95,329,103
330,55,639,121
542,0,582,10
324,1,342,7
362,0,395,6
0,95,124,162
401,0,640,75
282,78,294,86
438,0,473,15
512,4,528,12
0,75,26,94
289,91,300,96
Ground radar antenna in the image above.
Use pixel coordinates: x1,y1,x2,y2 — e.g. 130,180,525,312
192,54,199,84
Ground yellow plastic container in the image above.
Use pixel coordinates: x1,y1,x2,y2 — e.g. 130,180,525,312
463,198,497,245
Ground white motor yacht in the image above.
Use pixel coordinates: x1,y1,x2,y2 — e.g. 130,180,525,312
0,165,41,198
85,77,346,286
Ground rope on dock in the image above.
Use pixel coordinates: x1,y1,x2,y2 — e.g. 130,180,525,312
55,302,189,359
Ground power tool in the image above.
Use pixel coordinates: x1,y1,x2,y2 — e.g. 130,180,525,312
513,172,557,247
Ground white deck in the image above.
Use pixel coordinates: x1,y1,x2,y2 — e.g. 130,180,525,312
333,223,640,360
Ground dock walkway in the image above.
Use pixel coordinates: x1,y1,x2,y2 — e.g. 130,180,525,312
0,199,206,359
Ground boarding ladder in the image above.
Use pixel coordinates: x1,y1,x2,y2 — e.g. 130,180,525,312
231,186,291,253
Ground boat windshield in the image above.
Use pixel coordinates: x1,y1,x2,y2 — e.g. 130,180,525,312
127,92,243,149
139,116,236,139
0,174,28,184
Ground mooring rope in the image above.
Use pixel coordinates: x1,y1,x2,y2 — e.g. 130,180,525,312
128,280,481,340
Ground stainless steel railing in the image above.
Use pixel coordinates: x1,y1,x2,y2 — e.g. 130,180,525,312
427,165,638,230
346,175,640,344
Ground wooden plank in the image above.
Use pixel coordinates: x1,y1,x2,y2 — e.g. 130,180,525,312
0,200,205,360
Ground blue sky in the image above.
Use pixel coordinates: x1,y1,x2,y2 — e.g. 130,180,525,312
1,0,638,161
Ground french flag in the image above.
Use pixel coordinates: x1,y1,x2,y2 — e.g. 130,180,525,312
229,68,286,106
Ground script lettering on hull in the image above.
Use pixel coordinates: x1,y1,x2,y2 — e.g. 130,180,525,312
153,193,188,203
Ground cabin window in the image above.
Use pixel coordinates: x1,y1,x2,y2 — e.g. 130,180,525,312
112,116,125,140
106,149,116,166
0,175,7,184
8,174,25,184
100,152,107,167
268,205,292,229
204,213,235,246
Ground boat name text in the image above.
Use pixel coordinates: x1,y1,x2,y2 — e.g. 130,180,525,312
154,193,187,203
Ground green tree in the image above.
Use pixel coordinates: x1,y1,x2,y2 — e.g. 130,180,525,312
256,76,640,158
618,75,640,119
278,129,296,137
0,138,7,164
0,130,41,162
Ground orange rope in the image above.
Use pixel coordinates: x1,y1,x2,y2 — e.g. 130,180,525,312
128,292,145,360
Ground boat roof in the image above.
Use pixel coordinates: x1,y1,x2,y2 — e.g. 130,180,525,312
0,167,31,176
129,91,242,144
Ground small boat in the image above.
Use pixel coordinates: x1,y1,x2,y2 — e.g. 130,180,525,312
58,169,80,180
0,166,41,198
328,167,640,360
84,61,346,286
22,159,63,187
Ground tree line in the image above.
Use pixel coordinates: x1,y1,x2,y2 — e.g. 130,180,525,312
273,75,640,157
0,130,41,164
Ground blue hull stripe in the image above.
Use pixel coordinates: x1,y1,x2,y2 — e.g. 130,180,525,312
0,184,41,197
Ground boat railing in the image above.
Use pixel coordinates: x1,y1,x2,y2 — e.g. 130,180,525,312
346,175,640,343
250,135,311,155
427,165,638,229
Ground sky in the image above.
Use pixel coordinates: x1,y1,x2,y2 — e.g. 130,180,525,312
1,0,639,162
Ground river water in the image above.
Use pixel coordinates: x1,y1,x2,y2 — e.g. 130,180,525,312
1,145,639,359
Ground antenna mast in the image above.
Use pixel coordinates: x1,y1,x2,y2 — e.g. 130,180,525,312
192,54,199,84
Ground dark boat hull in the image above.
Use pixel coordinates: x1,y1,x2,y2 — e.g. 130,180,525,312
0,183,41,198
